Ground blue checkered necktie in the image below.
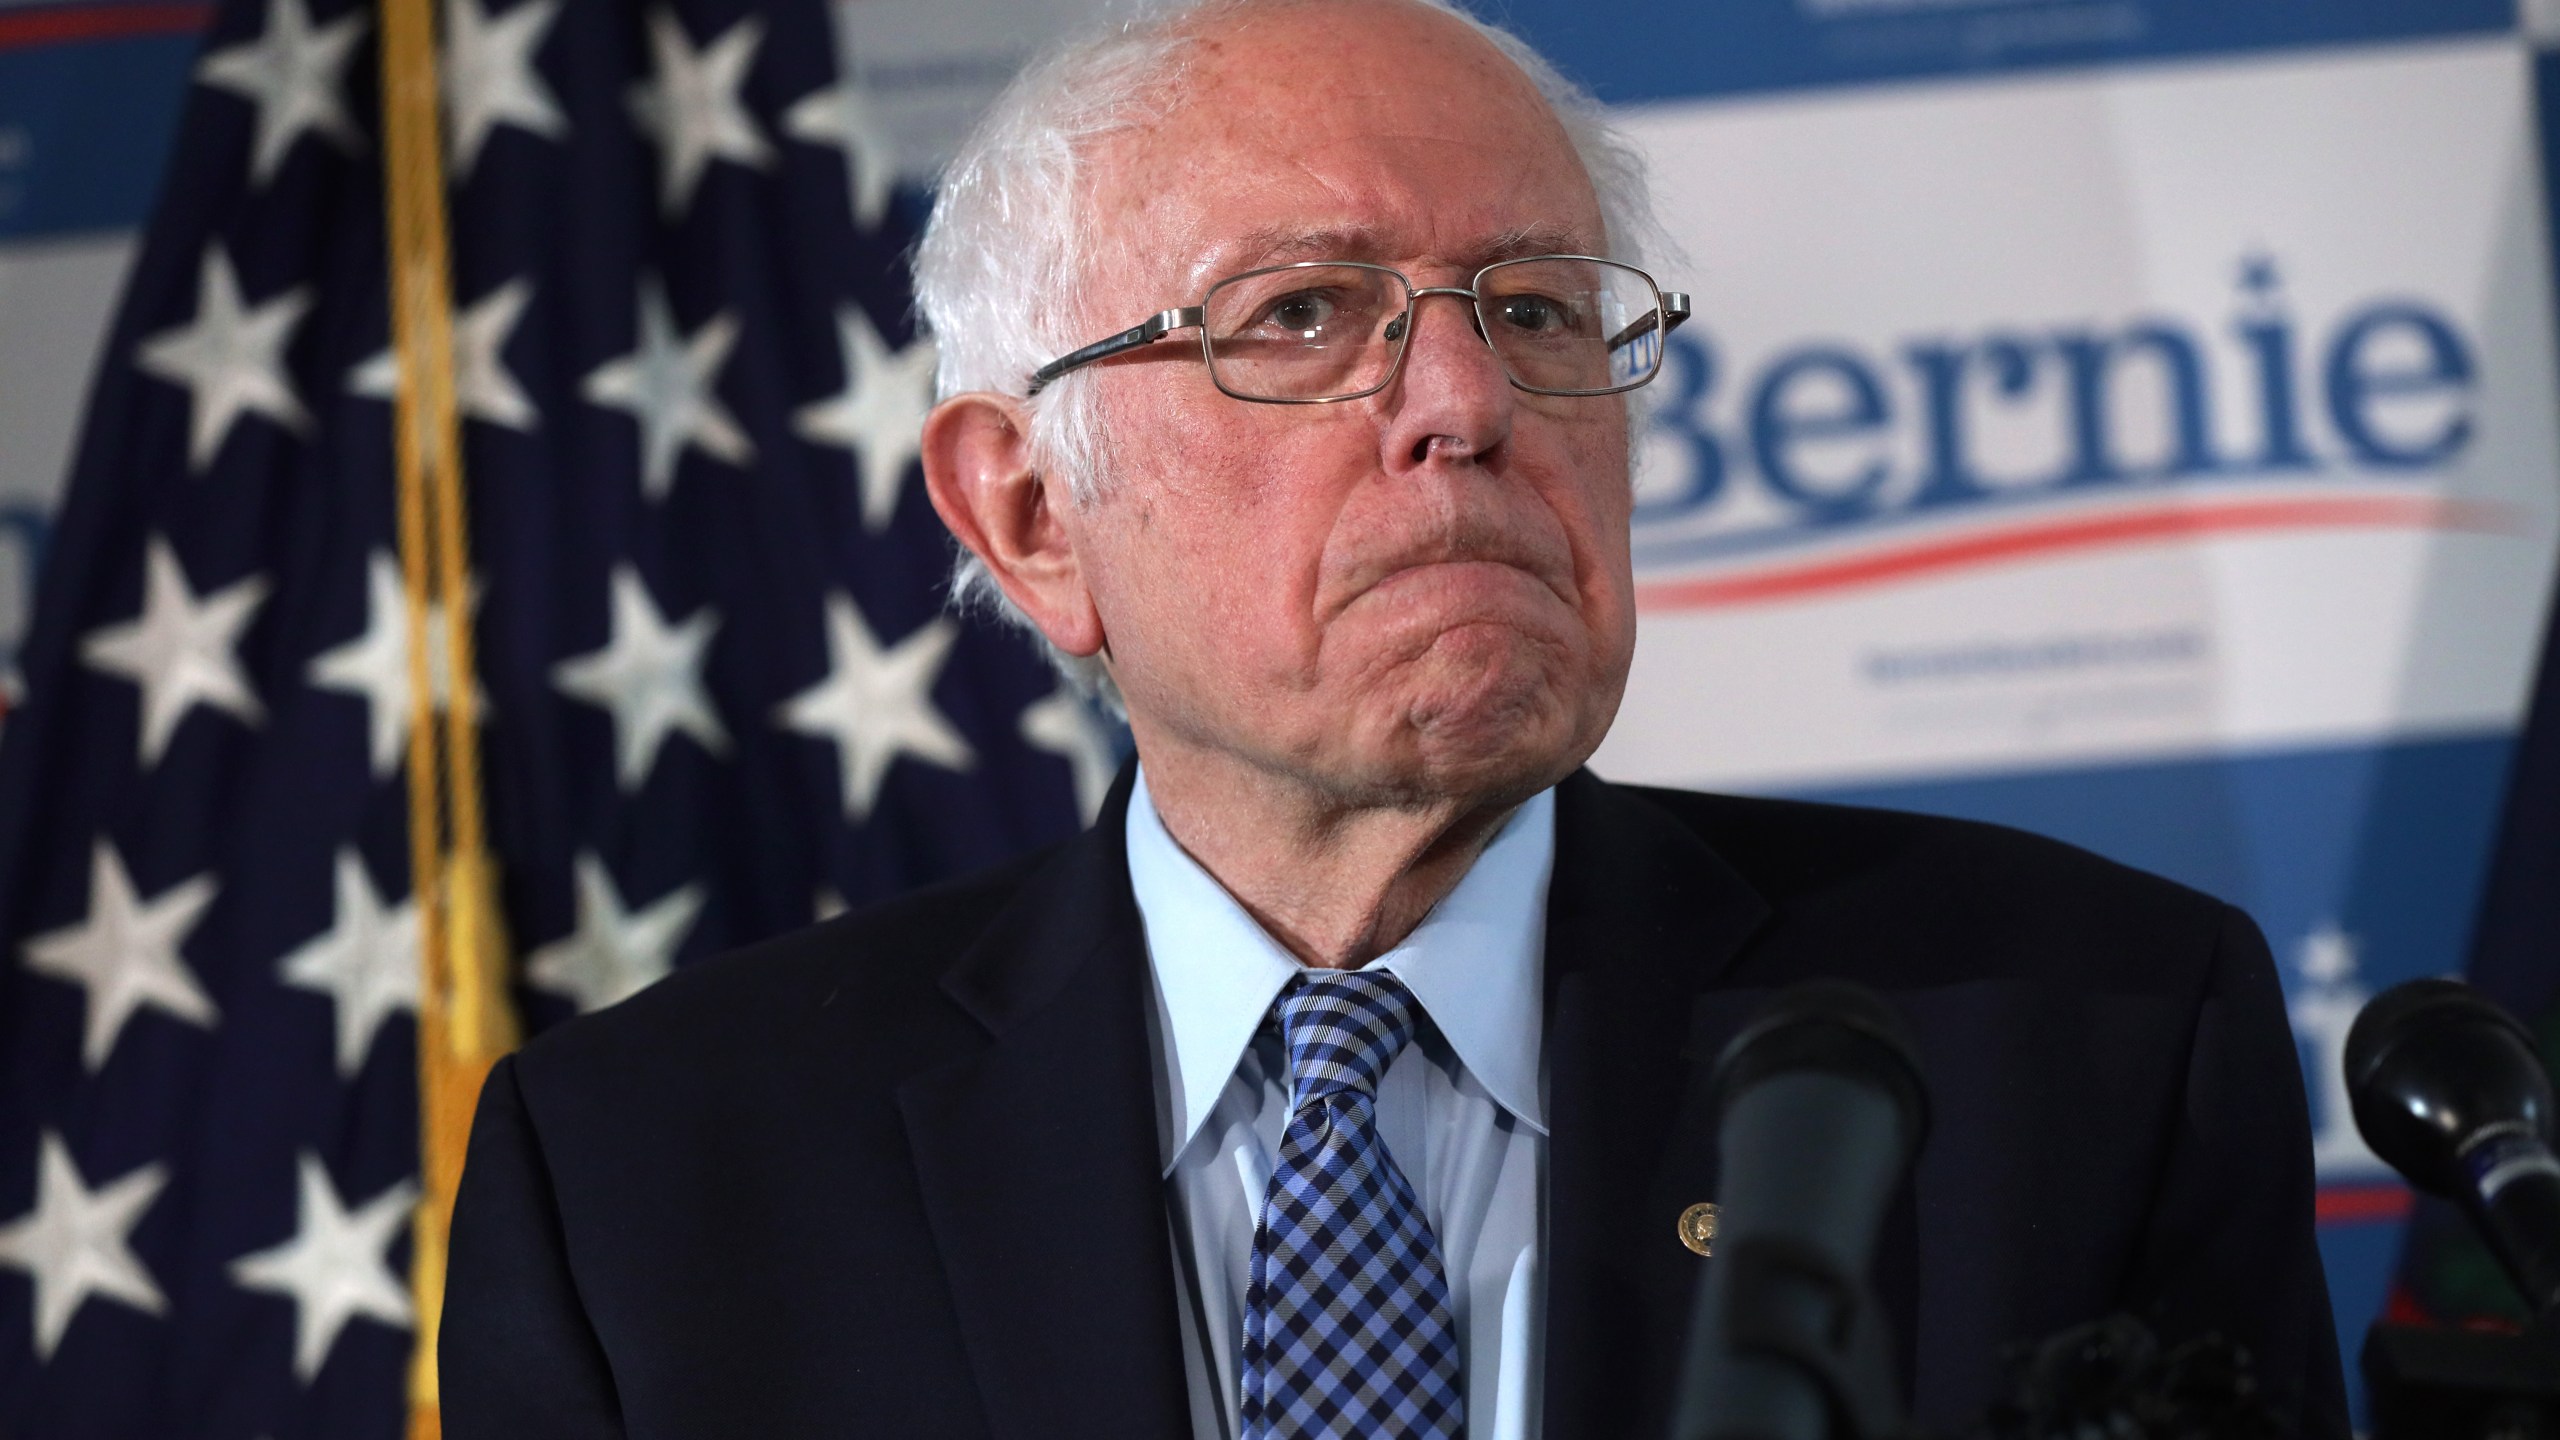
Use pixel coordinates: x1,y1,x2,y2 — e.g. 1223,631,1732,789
1241,970,1466,1440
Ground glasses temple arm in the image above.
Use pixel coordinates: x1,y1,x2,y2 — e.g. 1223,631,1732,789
1026,307,1204,396
1604,292,1693,354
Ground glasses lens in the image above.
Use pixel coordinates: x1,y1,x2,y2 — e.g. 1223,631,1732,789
1202,264,1405,401
1477,258,1666,394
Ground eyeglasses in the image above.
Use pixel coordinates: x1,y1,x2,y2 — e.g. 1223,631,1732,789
1025,255,1691,403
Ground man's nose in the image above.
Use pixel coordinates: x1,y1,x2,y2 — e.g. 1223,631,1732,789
1379,288,1514,467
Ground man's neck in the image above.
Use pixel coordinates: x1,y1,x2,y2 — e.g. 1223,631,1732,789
1136,751,1534,970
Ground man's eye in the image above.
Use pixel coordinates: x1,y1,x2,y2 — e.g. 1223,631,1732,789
1260,291,1338,334
1496,293,1573,334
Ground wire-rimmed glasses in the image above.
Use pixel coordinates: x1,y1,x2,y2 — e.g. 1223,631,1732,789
1025,255,1691,403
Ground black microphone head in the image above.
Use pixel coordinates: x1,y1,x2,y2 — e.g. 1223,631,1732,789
2346,977,2555,1198
1712,979,1929,1158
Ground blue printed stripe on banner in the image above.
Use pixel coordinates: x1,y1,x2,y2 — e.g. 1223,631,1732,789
1482,0,2517,105
0,5,209,241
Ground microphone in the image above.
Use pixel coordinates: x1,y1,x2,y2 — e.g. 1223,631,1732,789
2346,977,2560,1316
1669,980,1929,1440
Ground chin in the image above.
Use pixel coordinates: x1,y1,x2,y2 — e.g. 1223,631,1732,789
1375,639,1611,800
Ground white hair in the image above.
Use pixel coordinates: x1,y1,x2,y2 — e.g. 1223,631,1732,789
910,0,1668,704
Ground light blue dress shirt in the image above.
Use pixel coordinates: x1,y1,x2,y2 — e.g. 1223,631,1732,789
1126,769,1554,1440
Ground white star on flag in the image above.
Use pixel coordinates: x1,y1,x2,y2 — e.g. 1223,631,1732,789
196,0,368,185
307,551,486,780
581,280,751,499
80,538,270,768
526,854,704,1014
277,851,420,1079
349,278,540,432
227,1154,416,1382
783,75,897,229
776,595,974,821
135,247,312,471
552,565,729,791
793,306,935,533
628,8,771,216
442,0,567,179
22,842,220,1073
0,1133,169,1362
1020,684,1120,822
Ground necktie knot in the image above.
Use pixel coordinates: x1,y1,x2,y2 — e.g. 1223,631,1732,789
1276,969,1419,1108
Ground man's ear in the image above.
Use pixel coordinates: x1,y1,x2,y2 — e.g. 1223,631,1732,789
920,393,1107,659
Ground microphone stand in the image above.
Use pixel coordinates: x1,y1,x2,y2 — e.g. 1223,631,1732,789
1676,1231,1906,1440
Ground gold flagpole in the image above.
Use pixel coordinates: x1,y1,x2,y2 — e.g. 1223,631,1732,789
375,0,520,1433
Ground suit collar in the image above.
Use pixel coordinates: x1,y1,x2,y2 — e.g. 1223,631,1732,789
896,760,1194,1440
930,760,1145,1037
1541,769,1774,1438
1544,769,1770,993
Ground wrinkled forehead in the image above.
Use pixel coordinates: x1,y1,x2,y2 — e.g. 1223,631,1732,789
1075,0,1605,310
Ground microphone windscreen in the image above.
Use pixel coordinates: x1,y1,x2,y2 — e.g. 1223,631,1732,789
2346,977,2551,1197
1711,978,1929,1160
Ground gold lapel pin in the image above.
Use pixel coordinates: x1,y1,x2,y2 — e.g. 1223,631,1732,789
1677,1201,1719,1257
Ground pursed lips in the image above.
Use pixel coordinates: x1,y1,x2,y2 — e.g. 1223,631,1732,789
1340,547,1579,621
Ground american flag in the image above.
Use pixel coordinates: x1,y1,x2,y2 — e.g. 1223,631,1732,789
0,0,1118,1431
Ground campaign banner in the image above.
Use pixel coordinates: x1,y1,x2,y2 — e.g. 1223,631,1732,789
1599,37,2560,789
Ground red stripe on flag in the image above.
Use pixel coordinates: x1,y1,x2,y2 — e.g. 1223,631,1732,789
0,2,214,50
1635,495,2511,612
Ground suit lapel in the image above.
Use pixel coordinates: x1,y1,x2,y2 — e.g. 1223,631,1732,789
1541,772,1772,1440
896,767,1193,1440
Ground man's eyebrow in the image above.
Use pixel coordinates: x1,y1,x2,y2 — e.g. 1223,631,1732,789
1473,224,1596,264
1211,226,1390,273
1203,222,1602,280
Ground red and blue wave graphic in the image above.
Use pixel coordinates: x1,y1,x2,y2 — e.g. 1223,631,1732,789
1634,490,2519,612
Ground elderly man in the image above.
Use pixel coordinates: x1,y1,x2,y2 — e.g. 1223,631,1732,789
443,1,2347,1436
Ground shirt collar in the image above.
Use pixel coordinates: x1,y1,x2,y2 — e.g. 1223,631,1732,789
1127,768,1554,1175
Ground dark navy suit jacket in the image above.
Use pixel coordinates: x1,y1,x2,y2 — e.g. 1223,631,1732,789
443,769,2349,1438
